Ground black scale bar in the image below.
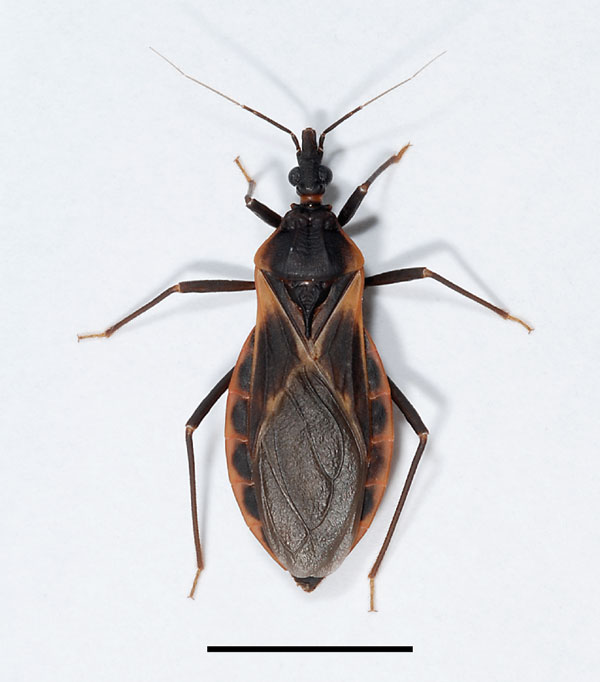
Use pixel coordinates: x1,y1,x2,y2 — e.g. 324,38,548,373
207,646,412,653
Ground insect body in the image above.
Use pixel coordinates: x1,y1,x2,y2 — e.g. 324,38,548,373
226,130,391,591
79,52,532,610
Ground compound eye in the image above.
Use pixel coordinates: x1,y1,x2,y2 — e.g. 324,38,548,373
288,167,301,186
318,165,333,185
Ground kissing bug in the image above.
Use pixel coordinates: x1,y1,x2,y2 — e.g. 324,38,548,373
79,50,532,610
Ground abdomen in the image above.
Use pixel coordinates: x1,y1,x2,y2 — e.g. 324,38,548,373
224,327,395,581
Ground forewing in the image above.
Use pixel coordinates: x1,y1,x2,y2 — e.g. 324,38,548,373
248,270,370,577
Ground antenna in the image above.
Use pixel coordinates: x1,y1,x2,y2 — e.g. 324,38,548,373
318,51,446,150
149,47,301,152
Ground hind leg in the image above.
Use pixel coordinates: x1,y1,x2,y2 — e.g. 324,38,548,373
368,378,428,611
185,368,234,598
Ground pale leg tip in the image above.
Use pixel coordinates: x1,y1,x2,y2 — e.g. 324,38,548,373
77,331,108,341
368,577,378,612
507,314,534,334
188,568,202,599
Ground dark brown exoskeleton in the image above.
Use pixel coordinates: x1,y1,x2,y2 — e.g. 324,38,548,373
79,51,532,610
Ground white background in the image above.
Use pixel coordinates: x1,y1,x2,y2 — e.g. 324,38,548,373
2,0,599,680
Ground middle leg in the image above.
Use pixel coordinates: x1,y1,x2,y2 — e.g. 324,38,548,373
77,279,255,340
365,267,533,332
